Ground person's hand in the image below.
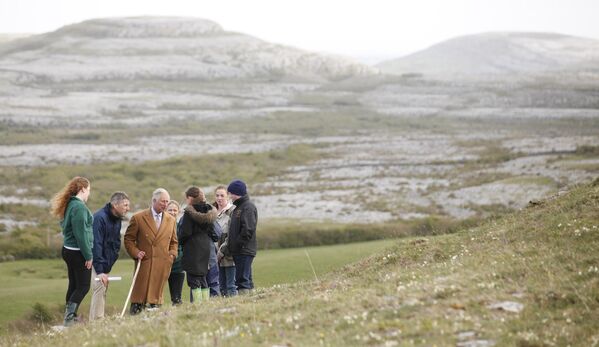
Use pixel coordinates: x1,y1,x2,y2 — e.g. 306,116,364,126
137,250,146,260
85,260,92,269
217,252,224,262
99,273,109,287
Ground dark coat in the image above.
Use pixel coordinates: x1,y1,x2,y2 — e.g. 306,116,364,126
92,203,122,274
180,202,217,276
170,218,184,274
227,195,258,257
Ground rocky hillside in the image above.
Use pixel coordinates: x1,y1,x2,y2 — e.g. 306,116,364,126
0,17,374,83
377,32,599,79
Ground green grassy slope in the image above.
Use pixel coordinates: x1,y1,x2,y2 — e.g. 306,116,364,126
3,181,599,346
0,239,395,335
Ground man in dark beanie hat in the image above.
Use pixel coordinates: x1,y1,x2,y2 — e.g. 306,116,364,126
227,180,247,197
223,179,257,294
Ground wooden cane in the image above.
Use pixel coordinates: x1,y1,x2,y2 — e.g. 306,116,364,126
120,259,142,318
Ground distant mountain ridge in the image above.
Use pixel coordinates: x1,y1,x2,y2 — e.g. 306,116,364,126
0,17,375,83
377,32,599,79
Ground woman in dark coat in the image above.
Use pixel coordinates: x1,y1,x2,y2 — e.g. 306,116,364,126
166,200,184,305
179,186,217,302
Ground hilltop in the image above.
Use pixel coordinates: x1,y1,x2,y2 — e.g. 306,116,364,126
0,17,374,84
4,180,598,346
377,32,599,80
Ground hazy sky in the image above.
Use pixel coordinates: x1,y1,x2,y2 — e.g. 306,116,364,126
1,0,598,64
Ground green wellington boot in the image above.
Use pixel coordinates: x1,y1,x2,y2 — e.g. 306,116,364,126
201,288,210,301
191,288,202,303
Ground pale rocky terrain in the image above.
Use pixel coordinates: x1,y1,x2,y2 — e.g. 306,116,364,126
377,32,599,80
0,17,598,228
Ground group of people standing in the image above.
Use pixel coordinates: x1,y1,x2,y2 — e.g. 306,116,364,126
50,177,258,327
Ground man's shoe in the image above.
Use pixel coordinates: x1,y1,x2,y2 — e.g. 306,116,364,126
147,303,161,311
129,303,144,315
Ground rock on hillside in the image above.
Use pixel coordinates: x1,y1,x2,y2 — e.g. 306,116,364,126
0,17,375,84
377,32,599,79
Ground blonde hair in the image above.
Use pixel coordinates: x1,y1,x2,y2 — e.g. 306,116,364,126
167,200,180,210
50,176,90,219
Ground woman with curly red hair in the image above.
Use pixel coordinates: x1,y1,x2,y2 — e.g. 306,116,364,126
50,176,93,327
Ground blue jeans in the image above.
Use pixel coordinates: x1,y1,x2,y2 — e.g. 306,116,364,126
219,266,237,296
233,255,254,290
207,265,220,297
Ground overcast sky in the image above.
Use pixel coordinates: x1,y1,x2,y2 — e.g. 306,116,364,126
1,0,598,64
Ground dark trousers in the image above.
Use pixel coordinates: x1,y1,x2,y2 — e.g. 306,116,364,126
62,247,91,305
186,273,207,289
168,272,185,304
233,255,254,290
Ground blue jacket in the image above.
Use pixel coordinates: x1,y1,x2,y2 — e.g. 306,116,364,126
92,203,122,274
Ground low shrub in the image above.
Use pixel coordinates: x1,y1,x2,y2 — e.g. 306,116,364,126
29,303,53,325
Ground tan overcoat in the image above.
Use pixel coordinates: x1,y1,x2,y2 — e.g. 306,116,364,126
124,209,178,305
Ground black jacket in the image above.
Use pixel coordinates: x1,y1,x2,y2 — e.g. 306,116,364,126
180,202,216,276
92,203,122,274
227,195,258,257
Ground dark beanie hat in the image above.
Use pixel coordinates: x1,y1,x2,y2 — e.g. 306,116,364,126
227,179,247,196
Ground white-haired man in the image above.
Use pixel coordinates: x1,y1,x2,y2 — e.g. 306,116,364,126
124,188,178,315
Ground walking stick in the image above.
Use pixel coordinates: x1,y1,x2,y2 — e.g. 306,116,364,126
120,260,142,318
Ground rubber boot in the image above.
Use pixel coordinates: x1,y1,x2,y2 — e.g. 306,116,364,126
201,288,210,301
63,302,78,327
191,288,202,303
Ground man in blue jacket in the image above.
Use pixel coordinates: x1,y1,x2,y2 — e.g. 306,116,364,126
89,191,130,321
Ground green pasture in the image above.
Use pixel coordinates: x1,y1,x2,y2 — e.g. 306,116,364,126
0,238,395,334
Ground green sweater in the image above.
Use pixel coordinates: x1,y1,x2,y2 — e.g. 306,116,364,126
61,196,94,261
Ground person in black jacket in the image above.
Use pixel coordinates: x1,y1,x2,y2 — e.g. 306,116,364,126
89,191,130,321
180,186,217,302
225,179,258,294
166,200,184,306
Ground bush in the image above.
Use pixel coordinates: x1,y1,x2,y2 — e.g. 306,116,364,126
29,303,53,324
257,218,482,250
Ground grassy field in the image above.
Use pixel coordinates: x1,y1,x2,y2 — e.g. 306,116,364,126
0,238,396,335
2,180,597,346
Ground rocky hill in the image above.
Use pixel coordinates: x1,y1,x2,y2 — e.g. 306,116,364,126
0,17,375,84
377,32,599,79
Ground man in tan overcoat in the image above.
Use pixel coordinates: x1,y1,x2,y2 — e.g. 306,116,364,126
124,188,178,314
